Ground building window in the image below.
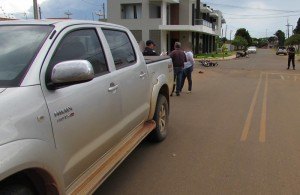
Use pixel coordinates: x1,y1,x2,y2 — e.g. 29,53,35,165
121,4,142,19
149,3,161,18
149,30,161,53
130,30,142,43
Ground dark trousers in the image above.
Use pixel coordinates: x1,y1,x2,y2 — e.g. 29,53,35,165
181,66,193,91
172,67,183,94
288,56,295,69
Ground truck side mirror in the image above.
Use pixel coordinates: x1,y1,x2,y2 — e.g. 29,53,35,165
48,60,94,89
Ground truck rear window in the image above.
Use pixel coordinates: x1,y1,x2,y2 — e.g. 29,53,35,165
0,25,53,87
102,29,136,69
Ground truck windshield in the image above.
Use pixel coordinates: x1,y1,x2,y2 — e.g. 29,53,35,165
0,25,53,87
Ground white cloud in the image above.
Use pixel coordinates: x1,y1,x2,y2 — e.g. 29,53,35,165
208,0,299,38
1,0,46,12
0,0,47,18
247,1,268,10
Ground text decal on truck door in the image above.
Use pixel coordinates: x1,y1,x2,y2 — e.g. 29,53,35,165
54,106,75,122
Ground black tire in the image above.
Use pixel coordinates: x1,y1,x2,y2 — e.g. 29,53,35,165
0,184,36,195
149,94,169,142
200,61,210,67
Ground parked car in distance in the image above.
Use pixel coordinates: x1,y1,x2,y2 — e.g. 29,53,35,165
276,46,288,55
247,46,257,54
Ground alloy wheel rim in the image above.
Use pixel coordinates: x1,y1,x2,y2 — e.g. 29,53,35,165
159,104,167,134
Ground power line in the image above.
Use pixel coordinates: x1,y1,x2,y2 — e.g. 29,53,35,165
227,13,300,20
204,2,300,13
81,0,99,6
222,11,300,17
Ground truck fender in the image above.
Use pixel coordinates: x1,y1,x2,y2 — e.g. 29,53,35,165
148,74,169,120
0,139,64,194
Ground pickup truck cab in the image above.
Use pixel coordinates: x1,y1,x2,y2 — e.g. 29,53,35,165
0,20,173,194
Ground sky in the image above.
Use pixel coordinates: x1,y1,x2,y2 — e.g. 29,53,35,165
0,0,299,39
0,0,106,20
203,0,299,38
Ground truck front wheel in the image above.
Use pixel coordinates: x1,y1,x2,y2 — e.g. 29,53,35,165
0,184,36,195
149,94,169,142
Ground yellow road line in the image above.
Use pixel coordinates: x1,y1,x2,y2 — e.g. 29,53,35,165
240,72,263,141
259,73,268,143
268,72,300,76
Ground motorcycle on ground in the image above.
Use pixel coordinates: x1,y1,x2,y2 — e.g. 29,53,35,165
236,50,249,58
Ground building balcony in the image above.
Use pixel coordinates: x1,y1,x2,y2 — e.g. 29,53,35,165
194,19,217,30
149,0,179,3
210,12,219,18
200,4,213,13
159,24,218,35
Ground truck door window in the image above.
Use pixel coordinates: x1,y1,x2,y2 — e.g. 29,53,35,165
50,29,108,76
102,29,136,69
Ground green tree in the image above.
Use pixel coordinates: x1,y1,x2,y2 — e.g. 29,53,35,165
252,38,259,47
275,30,285,46
293,17,300,34
232,36,248,50
257,38,268,48
285,34,300,52
235,28,252,46
268,36,276,43
216,36,225,48
221,37,228,43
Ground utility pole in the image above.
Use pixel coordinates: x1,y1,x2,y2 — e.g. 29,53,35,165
39,6,42,19
92,12,95,21
225,25,227,40
230,30,232,41
33,0,38,19
286,18,292,38
96,3,106,20
64,10,72,19
102,3,105,19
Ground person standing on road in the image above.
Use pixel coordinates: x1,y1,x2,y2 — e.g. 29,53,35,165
181,44,195,94
169,42,187,96
143,40,158,56
287,45,296,70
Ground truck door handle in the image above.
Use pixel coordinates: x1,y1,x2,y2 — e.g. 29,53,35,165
108,83,119,92
139,72,147,78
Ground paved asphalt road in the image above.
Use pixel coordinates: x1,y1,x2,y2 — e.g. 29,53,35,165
95,49,300,195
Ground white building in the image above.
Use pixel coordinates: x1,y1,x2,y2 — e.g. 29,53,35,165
107,0,225,54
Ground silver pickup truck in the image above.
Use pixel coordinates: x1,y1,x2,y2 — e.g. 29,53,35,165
0,20,173,194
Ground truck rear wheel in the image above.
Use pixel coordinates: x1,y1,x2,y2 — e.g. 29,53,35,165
149,94,169,142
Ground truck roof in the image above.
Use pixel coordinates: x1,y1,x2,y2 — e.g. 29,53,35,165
0,19,125,29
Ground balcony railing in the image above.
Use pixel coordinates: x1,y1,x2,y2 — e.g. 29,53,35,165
195,19,211,27
194,19,218,31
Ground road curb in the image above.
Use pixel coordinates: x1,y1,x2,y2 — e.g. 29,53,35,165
194,55,236,62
